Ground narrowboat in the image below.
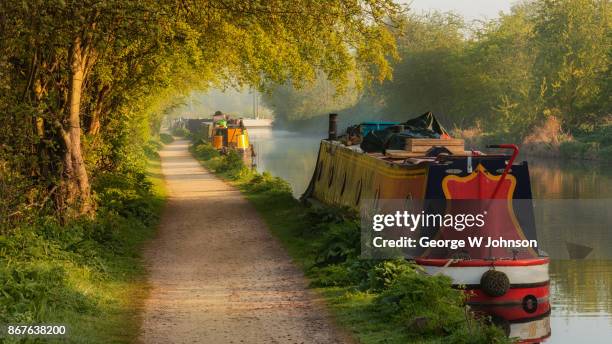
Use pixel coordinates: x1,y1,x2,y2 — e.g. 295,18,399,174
188,112,255,165
302,113,550,342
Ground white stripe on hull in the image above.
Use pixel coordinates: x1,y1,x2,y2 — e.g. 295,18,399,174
510,316,551,341
420,263,549,285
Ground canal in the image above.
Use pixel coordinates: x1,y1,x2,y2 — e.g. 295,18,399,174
249,127,612,343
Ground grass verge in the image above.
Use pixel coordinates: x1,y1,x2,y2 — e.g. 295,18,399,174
0,139,167,343
190,142,509,344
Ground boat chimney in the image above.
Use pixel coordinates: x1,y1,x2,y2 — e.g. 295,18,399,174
328,113,338,140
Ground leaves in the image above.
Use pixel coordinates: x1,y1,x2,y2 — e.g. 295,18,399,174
0,0,402,214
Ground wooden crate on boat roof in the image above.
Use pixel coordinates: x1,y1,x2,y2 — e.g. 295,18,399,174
405,138,465,154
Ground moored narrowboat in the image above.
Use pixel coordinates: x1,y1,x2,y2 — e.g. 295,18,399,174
302,113,550,342
188,111,255,165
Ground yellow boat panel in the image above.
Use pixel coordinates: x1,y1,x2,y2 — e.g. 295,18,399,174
311,141,428,209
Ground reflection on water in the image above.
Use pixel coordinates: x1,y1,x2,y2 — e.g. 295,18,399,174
529,159,612,199
249,129,320,197
248,128,612,342
528,159,612,342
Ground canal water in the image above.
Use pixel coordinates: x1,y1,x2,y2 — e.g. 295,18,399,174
249,128,612,343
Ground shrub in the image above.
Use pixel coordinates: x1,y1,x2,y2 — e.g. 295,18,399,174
171,126,189,137
308,264,357,287
245,171,293,195
559,141,599,159
194,143,220,160
215,150,245,176
143,139,163,160
376,270,466,335
0,150,162,330
366,259,416,291
313,221,360,266
159,133,174,144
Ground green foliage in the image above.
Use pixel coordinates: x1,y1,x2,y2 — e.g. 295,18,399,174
0,156,164,342
214,150,244,176
171,127,190,138
313,221,361,266
367,259,416,291
263,0,610,151
0,0,403,214
143,140,163,160
375,270,508,342
192,142,219,160
376,272,465,333
308,263,359,288
244,172,293,196
159,133,174,144
262,75,361,125
559,122,612,159
533,0,610,126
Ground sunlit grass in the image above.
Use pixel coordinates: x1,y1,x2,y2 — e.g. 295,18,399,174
0,142,167,344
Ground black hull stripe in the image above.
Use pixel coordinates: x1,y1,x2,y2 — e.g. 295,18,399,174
457,280,550,290
467,296,549,307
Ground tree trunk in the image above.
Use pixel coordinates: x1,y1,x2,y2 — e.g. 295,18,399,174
62,36,93,215
88,85,109,136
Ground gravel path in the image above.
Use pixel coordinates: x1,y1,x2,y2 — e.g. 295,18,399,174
138,139,350,344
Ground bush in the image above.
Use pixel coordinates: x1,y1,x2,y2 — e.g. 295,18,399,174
159,133,174,144
245,171,293,195
193,143,220,160
366,259,416,291
308,264,357,287
559,140,599,159
215,150,245,176
374,269,508,342
143,139,163,160
562,123,612,159
599,145,612,159
171,126,189,137
376,271,465,335
0,155,162,333
313,221,360,266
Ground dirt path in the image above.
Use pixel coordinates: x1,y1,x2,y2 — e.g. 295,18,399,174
139,139,349,344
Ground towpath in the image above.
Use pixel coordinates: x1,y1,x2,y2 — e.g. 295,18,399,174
138,139,348,343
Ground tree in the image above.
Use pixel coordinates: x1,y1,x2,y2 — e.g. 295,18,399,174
0,0,402,216
533,0,610,127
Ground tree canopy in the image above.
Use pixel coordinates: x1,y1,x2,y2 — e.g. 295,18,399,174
263,0,610,139
0,0,402,216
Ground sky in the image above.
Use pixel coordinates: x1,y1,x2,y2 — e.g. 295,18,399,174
405,0,516,21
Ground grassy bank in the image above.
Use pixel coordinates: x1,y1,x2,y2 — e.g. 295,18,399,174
190,141,508,344
0,137,171,343
455,117,612,161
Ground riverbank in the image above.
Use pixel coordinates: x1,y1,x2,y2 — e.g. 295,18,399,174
454,117,612,161
0,137,169,343
190,140,509,343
